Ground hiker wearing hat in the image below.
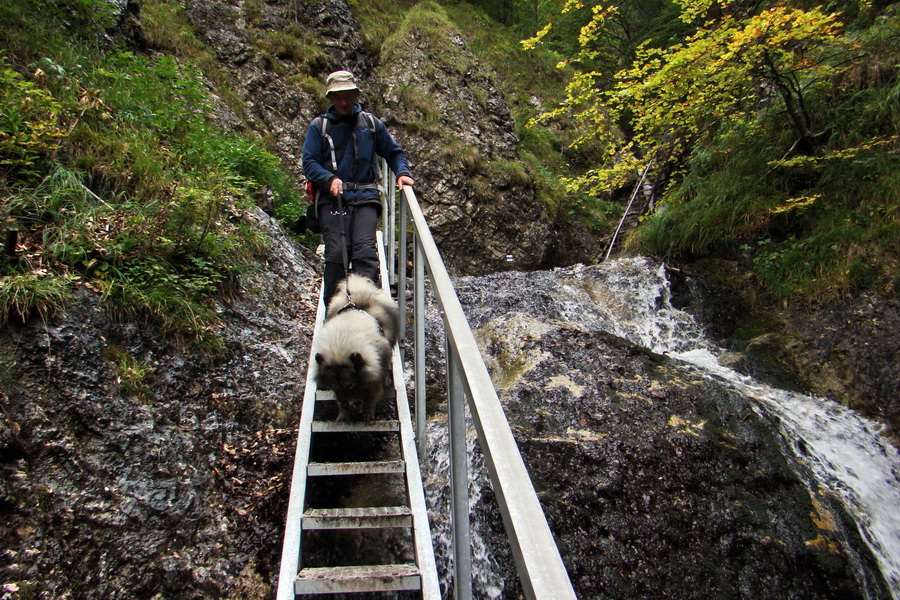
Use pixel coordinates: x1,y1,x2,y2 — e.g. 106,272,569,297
302,70,415,304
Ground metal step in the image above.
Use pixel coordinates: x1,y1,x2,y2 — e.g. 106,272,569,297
311,420,400,433
315,389,396,401
302,506,412,530
307,460,405,476
295,564,421,595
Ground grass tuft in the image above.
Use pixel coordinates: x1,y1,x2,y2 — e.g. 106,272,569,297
0,272,73,324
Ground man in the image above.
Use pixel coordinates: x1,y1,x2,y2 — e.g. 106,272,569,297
302,70,414,304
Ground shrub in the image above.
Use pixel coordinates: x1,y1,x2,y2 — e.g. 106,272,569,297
0,59,66,181
0,35,294,347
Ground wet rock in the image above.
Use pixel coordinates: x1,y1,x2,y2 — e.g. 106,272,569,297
506,327,871,599
783,293,900,440
0,211,319,598
718,332,809,393
418,262,891,599
670,259,900,443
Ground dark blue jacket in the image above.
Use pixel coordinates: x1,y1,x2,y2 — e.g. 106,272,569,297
302,103,412,206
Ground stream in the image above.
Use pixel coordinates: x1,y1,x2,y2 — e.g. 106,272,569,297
422,256,900,599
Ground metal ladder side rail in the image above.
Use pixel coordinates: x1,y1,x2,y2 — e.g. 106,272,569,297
276,285,326,600
395,186,578,600
378,231,441,600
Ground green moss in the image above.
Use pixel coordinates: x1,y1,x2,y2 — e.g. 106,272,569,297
393,85,444,138
256,27,328,75
438,139,482,173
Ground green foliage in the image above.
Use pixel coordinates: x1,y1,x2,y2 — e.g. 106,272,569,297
441,1,570,118
140,0,211,62
0,1,119,64
106,345,154,402
349,0,421,54
393,85,444,138
438,139,482,172
534,0,852,194
0,59,66,180
0,13,305,348
91,51,210,138
531,0,899,301
256,28,328,75
140,0,247,122
627,84,900,300
101,255,229,351
383,2,481,77
485,159,532,187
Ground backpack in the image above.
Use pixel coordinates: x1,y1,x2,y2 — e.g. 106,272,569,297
314,111,382,180
290,201,321,235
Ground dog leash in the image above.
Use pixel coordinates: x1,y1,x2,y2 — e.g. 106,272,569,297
332,192,357,311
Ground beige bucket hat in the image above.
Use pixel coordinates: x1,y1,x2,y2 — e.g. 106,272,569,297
325,70,359,96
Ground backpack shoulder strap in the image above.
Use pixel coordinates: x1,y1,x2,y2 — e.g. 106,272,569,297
317,114,330,135
357,112,384,183
316,115,338,172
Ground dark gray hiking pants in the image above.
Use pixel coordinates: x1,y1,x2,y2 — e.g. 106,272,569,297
319,202,380,304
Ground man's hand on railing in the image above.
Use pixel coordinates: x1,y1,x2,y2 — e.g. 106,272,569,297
397,175,414,190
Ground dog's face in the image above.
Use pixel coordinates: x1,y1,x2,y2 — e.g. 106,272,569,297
315,352,364,391
315,352,367,418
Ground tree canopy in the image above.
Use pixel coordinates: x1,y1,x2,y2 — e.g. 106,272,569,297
525,0,899,300
527,0,852,194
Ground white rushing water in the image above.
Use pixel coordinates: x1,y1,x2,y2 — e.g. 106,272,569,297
570,257,900,598
423,419,506,599
426,256,899,597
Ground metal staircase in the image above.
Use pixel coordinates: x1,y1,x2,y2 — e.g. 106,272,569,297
277,173,576,599
276,234,439,599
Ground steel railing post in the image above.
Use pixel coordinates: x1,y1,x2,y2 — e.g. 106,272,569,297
386,162,397,287
414,234,427,458
398,190,408,351
447,341,473,600
381,160,388,272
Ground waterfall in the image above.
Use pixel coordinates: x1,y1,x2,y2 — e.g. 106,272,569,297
573,257,900,598
421,256,900,598
422,419,507,599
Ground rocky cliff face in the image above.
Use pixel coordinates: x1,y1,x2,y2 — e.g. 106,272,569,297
175,0,597,275
0,211,318,597
377,25,552,274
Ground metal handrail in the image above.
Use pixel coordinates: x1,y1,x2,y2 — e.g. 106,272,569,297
604,158,653,261
391,184,577,600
